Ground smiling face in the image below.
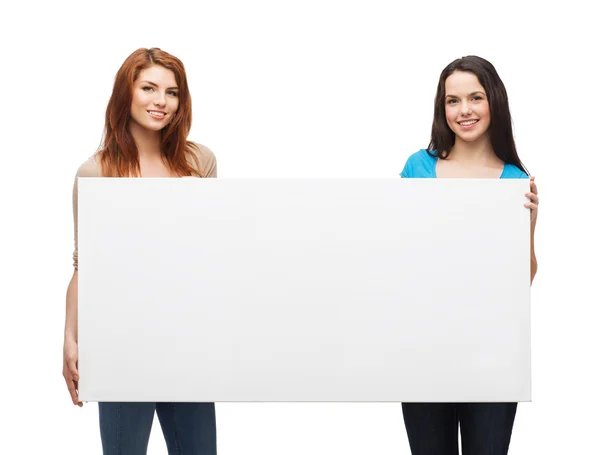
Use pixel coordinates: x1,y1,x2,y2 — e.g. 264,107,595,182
444,71,491,145
130,64,179,132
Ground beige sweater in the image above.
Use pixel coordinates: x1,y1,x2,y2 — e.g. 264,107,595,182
72,143,217,269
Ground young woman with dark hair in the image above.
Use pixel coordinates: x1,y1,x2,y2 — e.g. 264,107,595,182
400,55,538,455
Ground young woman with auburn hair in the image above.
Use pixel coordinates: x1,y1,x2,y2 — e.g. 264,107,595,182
63,48,217,454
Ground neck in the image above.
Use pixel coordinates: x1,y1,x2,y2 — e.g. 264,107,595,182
449,135,497,164
129,120,162,159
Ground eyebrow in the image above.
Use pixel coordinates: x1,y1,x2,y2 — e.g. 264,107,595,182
141,81,179,90
445,91,485,98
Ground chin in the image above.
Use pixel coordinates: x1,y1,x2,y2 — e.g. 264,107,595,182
460,135,481,143
454,131,484,143
141,122,166,132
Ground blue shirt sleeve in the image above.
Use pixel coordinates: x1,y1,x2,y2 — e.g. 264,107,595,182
400,157,414,178
400,150,436,178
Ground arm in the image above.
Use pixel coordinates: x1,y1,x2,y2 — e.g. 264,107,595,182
65,271,78,343
63,157,99,406
530,218,537,284
63,270,81,406
63,174,82,406
526,176,539,284
66,164,82,344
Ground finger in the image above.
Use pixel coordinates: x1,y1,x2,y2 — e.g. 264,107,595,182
530,181,538,194
524,202,538,210
525,193,539,204
529,175,537,193
66,379,79,405
75,379,83,407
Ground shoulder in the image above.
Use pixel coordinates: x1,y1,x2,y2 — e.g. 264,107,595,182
190,142,216,162
75,154,102,178
501,163,529,179
188,142,217,177
400,149,437,178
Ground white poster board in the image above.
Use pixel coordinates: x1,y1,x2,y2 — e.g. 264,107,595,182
78,178,531,402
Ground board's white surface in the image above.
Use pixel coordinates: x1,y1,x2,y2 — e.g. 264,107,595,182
78,178,530,402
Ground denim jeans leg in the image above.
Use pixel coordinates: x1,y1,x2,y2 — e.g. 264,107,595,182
458,403,518,455
156,402,217,455
402,403,459,455
99,402,156,455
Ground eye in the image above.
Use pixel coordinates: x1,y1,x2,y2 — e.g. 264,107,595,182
142,86,154,92
167,90,179,97
472,95,483,101
446,99,457,105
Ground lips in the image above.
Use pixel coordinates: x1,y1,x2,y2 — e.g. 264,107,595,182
458,119,478,127
147,110,167,120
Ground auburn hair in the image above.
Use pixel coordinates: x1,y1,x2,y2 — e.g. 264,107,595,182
97,48,204,177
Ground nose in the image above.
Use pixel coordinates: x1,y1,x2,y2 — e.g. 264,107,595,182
153,91,166,107
460,101,472,117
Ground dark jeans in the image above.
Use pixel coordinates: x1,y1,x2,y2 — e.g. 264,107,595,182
99,402,216,455
402,403,517,455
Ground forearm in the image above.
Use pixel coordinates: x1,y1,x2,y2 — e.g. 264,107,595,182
65,271,78,341
530,220,537,284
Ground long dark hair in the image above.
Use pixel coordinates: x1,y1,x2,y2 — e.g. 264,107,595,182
428,55,527,174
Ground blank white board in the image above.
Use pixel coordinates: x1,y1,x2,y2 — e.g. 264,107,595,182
78,178,531,402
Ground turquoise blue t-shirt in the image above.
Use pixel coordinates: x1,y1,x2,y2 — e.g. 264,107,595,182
400,149,528,179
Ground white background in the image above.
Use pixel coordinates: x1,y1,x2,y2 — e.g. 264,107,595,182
1,0,598,454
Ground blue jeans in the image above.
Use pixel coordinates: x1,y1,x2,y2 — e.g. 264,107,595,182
99,402,216,455
402,403,517,455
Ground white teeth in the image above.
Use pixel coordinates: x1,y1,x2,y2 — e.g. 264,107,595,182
460,120,477,126
149,111,165,117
